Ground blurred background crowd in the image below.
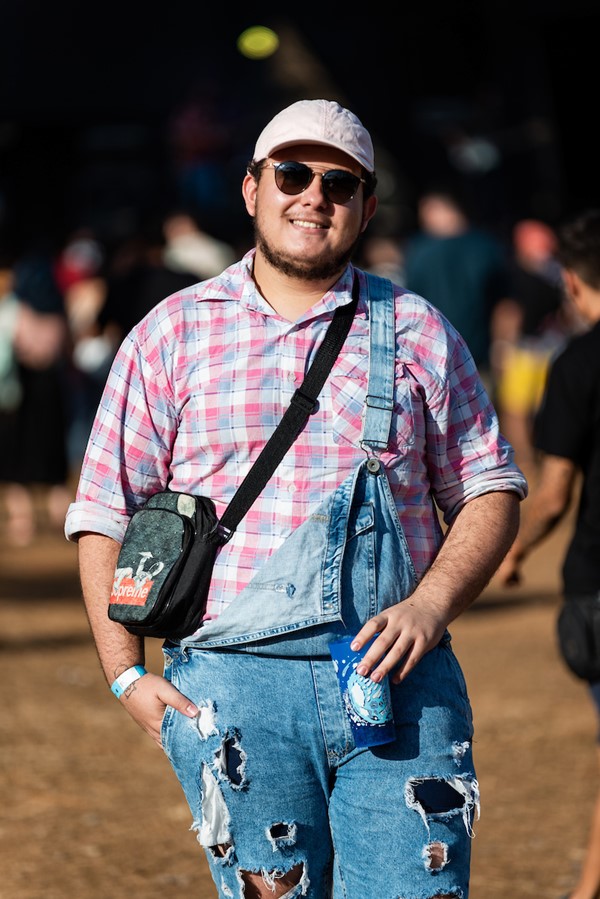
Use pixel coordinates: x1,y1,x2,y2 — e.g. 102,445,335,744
0,4,597,546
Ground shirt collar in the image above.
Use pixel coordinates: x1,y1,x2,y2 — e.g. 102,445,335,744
239,248,356,321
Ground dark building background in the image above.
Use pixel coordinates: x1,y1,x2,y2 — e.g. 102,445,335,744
0,3,598,255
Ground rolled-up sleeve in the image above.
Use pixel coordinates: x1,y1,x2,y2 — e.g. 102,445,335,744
65,326,178,542
425,327,528,523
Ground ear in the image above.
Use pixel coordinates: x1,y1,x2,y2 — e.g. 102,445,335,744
562,267,595,323
561,268,579,300
242,173,258,217
360,195,378,234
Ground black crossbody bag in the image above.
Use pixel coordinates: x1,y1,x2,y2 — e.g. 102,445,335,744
108,279,359,640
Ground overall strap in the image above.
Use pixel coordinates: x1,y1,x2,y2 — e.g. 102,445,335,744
361,272,396,452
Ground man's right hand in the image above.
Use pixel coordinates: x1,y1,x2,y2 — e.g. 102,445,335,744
118,671,198,749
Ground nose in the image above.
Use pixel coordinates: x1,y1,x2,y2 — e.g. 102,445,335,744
300,173,329,206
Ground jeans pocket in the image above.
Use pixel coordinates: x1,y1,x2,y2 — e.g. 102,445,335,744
160,644,178,753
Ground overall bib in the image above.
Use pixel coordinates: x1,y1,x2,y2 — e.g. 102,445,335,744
161,275,479,898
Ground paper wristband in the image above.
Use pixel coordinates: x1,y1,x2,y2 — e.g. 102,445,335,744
110,665,147,699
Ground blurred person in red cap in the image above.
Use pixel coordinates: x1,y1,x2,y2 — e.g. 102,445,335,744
491,218,577,475
67,98,526,898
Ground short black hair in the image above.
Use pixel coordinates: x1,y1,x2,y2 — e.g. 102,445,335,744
557,209,600,291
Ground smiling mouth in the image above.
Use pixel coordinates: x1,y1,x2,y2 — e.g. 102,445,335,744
290,219,328,230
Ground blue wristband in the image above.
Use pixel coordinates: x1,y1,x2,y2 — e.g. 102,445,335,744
110,665,147,699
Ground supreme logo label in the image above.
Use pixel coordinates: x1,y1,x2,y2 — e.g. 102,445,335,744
110,577,154,606
110,555,165,607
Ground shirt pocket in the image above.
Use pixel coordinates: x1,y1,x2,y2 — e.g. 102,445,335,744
331,357,416,452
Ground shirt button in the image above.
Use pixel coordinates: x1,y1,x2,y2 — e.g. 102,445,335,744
287,371,297,382
288,484,296,493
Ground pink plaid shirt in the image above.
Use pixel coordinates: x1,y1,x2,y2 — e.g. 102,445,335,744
66,250,527,621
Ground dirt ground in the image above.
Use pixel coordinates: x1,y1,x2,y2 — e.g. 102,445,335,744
0,486,596,899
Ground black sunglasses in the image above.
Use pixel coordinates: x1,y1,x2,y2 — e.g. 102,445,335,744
263,160,366,205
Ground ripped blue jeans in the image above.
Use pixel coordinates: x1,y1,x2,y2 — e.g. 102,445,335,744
161,639,478,899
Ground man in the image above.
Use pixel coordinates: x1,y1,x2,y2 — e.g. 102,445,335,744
66,99,527,899
403,185,513,389
498,209,600,899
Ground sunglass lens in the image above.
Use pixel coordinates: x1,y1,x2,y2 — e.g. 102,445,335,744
275,162,312,195
273,162,361,203
322,171,361,204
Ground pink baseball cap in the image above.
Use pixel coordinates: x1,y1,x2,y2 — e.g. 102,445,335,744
253,99,375,173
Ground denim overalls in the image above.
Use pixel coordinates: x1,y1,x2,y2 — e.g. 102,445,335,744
161,274,480,899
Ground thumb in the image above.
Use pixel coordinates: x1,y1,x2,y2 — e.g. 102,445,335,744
159,682,198,718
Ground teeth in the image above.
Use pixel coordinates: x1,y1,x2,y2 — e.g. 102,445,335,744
292,220,324,229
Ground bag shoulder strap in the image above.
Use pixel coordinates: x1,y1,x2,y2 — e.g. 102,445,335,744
217,274,360,538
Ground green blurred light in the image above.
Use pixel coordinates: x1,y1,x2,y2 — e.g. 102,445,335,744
237,26,279,60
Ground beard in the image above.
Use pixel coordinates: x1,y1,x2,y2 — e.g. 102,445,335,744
252,212,362,282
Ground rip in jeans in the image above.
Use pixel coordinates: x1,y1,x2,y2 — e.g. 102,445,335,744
192,710,309,897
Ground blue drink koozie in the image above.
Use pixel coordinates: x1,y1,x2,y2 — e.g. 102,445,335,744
329,634,395,747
